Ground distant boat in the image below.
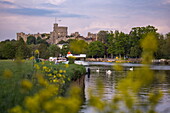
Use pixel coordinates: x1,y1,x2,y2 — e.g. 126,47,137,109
106,70,112,74
129,67,133,71
96,68,100,73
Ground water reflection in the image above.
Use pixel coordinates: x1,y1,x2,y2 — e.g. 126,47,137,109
80,65,170,113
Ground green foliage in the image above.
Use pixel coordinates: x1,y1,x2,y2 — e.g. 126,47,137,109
0,60,86,113
0,60,36,112
87,41,105,58
68,56,75,64
97,30,109,43
41,34,46,37
38,43,49,59
15,38,30,59
48,44,60,57
58,40,67,44
0,41,17,59
69,40,88,54
27,36,36,45
61,44,69,57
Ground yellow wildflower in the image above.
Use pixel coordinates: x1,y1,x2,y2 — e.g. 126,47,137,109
34,64,40,70
34,49,39,54
53,79,58,83
62,80,65,84
25,96,40,112
48,74,52,76
9,105,23,113
68,78,70,81
41,62,45,65
59,70,63,73
43,66,47,70
21,79,33,90
58,74,62,77
65,64,69,68
3,69,13,78
53,71,58,74
63,70,66,73
30,56,35,60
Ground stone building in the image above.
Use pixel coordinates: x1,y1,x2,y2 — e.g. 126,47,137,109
16,23,96,44
87,32,97,41
17,32,49,42
17,23,68,44
49,23,68,44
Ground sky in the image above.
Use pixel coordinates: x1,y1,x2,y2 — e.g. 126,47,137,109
0,0,170,41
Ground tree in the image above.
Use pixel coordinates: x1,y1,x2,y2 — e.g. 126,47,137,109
69,40,88,54
87,41,105,58
1,41,17,59
155,34,166,59
162,35,170,58
58,40,67,44
15,38,30,59
107,31,130,58
27,36,36,45
107,32,115,58
48,44,60,57
36,37,42,44
97,31,108,43
38,43,49,59
61,44,69,57
128,25,158,58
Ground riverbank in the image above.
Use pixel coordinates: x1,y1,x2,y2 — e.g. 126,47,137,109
0,60,86,113
86,58,170,65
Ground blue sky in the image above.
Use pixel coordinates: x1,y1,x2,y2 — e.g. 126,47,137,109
0,0,170,41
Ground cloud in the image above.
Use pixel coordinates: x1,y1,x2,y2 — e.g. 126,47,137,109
163,0,170,4
47,0,65,5
1,8,57,16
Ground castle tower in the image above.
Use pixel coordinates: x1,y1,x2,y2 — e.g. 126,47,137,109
54,23,58,32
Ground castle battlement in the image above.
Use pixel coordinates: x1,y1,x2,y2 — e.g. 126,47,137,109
17,23,96,44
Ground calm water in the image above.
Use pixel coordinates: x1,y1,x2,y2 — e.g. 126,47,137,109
80,63,170,113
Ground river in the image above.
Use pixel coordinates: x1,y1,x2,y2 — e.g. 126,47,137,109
79,62,170,113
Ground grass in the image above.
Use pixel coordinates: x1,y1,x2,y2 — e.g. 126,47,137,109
0,60,35,112
0,60,86,113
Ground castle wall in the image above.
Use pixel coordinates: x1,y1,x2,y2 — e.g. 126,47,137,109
16,23,94,44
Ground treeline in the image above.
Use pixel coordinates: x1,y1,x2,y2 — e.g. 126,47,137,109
95,25,170,59
0,25,170,59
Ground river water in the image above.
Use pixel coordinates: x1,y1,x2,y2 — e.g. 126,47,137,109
79,62,170,113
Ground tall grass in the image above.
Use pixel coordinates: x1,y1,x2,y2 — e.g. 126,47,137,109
0,60,86,113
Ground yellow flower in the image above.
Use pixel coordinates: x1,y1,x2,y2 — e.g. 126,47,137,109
9,105,23,113
34,64,40,70
41,62,45,65
48,74,52,76
30,56,35,60
68,78,70,81
25,96,40,112
63,70,66,73
58,74,62,77
53,79,58,83
59,70,63,73
62,80,65,84
65,64,69,68
34,49,39,54
53,71,58,74
3,69,13,78
21,79,33,90
43,66,47,70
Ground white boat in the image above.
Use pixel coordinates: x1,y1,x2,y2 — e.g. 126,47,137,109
62,60,89,66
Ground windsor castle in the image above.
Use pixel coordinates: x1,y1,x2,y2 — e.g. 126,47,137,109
17,23,97,44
